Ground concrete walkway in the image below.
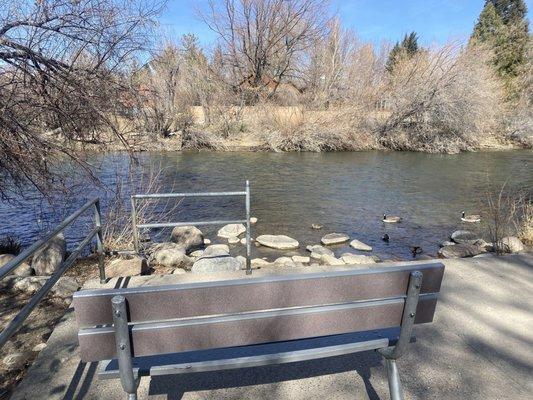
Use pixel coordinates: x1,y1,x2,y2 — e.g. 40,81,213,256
11,253,533,400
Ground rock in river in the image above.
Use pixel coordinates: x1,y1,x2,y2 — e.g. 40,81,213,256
32,233,66,275
321,233,350,246
451,230,480,245
256,235,299,250
306,245,333,257
218,224,246,239
202,244,230,257
321,254,345,266
438,244,486,259
170,226,204,254
349,239,373,252
191,256,242,273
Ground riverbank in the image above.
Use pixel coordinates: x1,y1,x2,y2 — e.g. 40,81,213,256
10,253,533,400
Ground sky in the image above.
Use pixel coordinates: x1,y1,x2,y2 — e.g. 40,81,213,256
159,0,533,47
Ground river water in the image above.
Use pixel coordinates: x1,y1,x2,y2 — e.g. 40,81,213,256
1,150,531,261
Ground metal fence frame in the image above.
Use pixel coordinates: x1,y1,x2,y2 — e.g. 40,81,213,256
0,197,106,351
131,181,252,275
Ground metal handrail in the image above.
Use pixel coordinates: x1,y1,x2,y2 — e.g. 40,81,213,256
0,198,106,351
131,181,252,274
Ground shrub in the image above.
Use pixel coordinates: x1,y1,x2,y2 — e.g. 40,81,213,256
0,236,22,256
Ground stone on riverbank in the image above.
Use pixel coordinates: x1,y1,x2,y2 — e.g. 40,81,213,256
2,352,30,372
191,256,242,273
438,244,486,259
202,244,230,257
451,230,480,245
349,239,373,252
256,235,299,250
341,253,376,265
151,243,193,269
106,257,148,278
12,276,79,302
292,255,310,263
32,233,66,275
321,254,345,266
321,233,350,246
170,226,204,254
274,257,297,267
250,217,258,224
251,258,271,268
228,237,240,244
218,224,246,239
498,236,524,253
0,254,33,276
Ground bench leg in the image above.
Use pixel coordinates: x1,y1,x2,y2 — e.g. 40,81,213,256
385,359,404,400
112,295,139,400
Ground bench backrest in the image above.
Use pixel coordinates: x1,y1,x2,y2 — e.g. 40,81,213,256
73,263,445,362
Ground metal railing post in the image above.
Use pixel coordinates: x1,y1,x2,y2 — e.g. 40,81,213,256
245,180,252,275
112,295,139,400
94,199,106,284
130,196,140,254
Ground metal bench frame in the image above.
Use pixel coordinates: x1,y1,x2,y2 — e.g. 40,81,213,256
94,270,425,400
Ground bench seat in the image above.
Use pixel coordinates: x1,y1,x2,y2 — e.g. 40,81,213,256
98,328,411,379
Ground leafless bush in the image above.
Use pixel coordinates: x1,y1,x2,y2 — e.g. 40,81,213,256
379,44,505,153
101,165,182,251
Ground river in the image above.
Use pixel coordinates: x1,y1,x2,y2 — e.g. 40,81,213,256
0,150,531,261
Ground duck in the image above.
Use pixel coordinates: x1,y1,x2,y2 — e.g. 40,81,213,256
410,246,423,257
461,211,481,223
382,233,390,242
383,214,402,223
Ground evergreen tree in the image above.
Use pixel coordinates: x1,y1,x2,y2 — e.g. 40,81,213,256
386,31,420,73
471,0,529,92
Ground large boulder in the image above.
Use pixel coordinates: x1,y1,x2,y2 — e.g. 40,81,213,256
151,243,193,269
349,240,373,252
2,352,31,372
32,233,66,275
218,224,246,239
170,226,204,254
106,257,148,278
0,254,32,276
451,230,480,245
256,235,299,250
498,236,525,253
341,253,376,265
12,276,78,302
191,256,242,273
438,244,486,259
321,233,350,246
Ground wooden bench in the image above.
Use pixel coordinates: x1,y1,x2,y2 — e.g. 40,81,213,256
73,263,445,399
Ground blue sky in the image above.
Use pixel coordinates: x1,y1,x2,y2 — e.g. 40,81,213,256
160,0,532,47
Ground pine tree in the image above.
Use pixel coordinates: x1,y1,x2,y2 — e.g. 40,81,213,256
386,31,420,73
472,2,505,44
471,0,529,92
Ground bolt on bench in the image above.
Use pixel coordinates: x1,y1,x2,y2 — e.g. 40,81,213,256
73,262,445,399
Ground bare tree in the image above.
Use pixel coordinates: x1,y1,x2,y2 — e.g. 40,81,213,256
0,0,162,197
201,0,329,101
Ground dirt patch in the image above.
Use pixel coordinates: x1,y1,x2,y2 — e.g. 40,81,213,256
0,257,100,399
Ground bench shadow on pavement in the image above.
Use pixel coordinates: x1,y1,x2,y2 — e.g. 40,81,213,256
148,350,383,400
